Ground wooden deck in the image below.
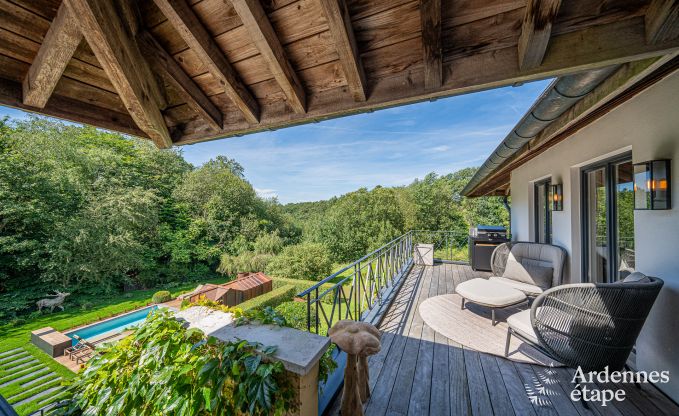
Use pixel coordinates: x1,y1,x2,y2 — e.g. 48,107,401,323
328,263,679,416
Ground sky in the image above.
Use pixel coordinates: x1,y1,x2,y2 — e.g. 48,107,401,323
0,79,551,203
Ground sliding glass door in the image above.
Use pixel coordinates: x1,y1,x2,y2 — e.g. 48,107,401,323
582,154,635,283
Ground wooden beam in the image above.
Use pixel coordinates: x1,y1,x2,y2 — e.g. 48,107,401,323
1,77,149,138
231,0,306,114
173,17,679,145
420,0,442,90
22,1,82,108
645,0,679,44
319,0,367,101
138,31,222,131
66,0,172,148
518,0,562,71
153,0,260,124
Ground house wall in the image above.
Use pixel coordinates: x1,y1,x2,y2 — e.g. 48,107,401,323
509,70,679,402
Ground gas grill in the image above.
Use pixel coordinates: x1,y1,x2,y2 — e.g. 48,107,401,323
468,225,509,271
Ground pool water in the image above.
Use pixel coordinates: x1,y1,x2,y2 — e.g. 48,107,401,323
66,305,158,345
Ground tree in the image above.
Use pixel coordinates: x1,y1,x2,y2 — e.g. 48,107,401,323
265,243,333,281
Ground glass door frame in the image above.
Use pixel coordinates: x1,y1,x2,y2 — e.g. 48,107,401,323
580,152,633,283
534,178,552,244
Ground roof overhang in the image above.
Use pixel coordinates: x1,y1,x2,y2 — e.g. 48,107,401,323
462,53,679,197
1,1,679,147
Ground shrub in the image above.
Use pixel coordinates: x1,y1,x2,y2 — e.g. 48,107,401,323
253,232,284,255
217,252,274,276
63,310,297,415
151,290,171,304
274,301,316,331
265,243,333,281
238,285,296,311
271,277,335,305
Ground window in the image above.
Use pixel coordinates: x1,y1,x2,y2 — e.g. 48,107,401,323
534,178,552,244
582,153,635,283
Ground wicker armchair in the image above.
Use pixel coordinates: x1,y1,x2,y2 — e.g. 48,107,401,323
505,276,664,371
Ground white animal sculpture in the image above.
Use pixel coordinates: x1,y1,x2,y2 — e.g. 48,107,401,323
36,291,70,313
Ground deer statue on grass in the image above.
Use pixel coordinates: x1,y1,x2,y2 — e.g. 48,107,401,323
36,291,70,313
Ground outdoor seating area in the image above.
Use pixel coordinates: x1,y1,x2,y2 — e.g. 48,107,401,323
328,262,679,416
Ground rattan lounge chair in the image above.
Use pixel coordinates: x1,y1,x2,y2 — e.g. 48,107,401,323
504,273,664,372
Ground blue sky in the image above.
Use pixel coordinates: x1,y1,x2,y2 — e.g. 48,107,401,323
0,79,550,203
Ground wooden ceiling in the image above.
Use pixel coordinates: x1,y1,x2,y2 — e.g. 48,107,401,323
0,0,678,148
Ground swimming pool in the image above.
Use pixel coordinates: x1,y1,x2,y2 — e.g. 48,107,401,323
66,305,158,345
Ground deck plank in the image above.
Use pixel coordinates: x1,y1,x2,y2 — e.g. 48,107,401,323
364,266,432,416
327,263,674,416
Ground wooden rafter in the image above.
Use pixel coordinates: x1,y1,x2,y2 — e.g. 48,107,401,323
518,0,562,71
138,31,223,131
420,0,442,90
231,0,306,114
66,0,172,148
319,0,367,101
153,0,260,124
2,77,148,138
22,1,82,108
645,0,679,44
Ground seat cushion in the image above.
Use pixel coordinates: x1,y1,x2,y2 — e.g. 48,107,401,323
455,278,526,307
502,256,553,290
507,308,539,344
507,242,566,288
622,271,651,283
489,276,543,296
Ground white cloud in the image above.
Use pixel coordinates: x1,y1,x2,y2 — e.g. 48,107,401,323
255,188,278,199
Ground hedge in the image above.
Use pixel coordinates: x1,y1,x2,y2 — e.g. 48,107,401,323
238,285,297,311
274,301,315,331
271,277,337,304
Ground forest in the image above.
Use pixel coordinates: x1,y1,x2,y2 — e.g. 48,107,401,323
0,118,508,319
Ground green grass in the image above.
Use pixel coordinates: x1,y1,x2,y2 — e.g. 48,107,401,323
0,276,228,415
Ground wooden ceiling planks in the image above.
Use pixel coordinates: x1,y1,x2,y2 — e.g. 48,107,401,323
0,0,678,147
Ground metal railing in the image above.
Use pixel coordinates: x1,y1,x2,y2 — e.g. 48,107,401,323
297,230,469,335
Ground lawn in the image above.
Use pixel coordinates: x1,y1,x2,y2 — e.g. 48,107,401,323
0,276,228,415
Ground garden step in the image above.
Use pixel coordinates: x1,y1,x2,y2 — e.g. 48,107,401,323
0,352,29,365
8,377,61,403
0,367,49,388
0,348,23,358
2,360,39,372
0,356,34,370
11,386,63,407
0,364,45,385
20,372,57,389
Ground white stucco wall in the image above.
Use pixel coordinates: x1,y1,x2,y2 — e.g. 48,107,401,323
509,70,679,402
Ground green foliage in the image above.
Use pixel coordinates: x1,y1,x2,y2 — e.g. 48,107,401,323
0,118,297,318
151,290,172,304
237,285,297,311
313,187,406,262
61,310,296,415
265,243,333,281
271,277,335,304
217,252,274,277
283,168,509,262
186,296,243,318
274,301,313,331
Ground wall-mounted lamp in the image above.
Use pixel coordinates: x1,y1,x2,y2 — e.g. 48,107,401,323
634,159,671,210
550,184,563,211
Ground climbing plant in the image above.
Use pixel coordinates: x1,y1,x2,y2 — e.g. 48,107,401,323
60,309,296,415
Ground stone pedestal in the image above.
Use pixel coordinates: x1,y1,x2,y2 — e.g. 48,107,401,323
179,307,330,416
415,243,434,266
31,327,71,357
